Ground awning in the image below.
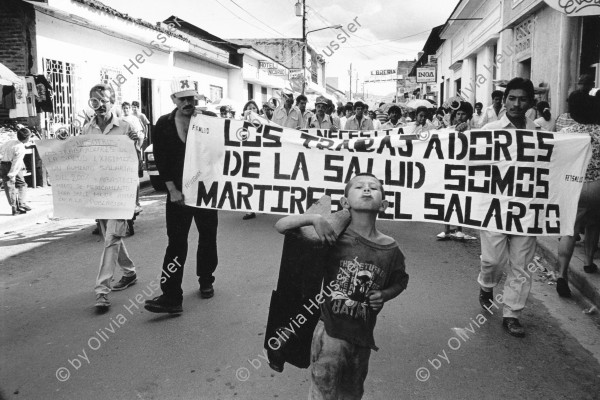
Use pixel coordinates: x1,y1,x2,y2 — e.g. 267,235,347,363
0,63,21,86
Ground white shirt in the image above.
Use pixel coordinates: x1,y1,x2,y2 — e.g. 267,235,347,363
272,106,302,129
0,139,26,178
299,110,314,129
482,114,540,130
471,112,484,128
339,116,347,129
534,117,556,132
480,105,506,127
381,120,404,129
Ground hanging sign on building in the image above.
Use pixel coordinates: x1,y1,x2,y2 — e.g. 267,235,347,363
259,61,276,69
416,67,436,83
268,69,288,76
543,0,600,16
289,69,303,79
371,69,397,76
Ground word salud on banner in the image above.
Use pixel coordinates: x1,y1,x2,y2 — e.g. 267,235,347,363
181,116,592,236
37,134,139,219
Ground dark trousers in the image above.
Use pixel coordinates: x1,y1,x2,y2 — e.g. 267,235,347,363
161,198,218,302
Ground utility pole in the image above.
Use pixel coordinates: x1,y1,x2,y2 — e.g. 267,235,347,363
301,0,306,94
348,63,352,100
355,73,359,99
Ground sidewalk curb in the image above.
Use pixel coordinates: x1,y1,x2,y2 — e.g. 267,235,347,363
0,206,55,233
536,236,600,310
1,176,153,234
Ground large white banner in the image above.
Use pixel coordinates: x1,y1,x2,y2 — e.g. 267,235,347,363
182,116,591,236
37,135,138,219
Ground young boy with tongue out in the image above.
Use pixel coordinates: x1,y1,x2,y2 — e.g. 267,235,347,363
275,173,409,399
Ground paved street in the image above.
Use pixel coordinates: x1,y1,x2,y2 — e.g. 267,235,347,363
1,188,600,400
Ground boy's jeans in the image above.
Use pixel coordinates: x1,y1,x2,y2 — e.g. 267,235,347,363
309,320,371,400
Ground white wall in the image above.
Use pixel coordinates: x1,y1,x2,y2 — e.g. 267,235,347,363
35,11,234,123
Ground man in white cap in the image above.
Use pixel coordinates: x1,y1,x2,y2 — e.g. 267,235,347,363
145,77,219,314
305,96,337,131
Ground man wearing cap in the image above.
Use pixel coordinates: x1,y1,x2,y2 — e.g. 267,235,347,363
272,93,302,129
0,127,32,215
306,96,337,131
82,84,140,309
262,101,274,121
145,77,219,314
343,101,374,131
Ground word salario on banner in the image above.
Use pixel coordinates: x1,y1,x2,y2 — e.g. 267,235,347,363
181,116,592,236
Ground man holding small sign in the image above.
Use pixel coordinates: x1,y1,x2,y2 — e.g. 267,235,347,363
82,84,140,310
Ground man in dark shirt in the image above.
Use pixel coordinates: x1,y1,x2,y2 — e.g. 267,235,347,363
145,77,219,314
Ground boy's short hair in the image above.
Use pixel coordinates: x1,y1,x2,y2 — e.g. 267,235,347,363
344,173,385,196
17,128,32,141
121,101,130,108
132,101,140,107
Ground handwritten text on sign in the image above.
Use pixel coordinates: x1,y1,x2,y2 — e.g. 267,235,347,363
182,116,591,236
37,135,138,219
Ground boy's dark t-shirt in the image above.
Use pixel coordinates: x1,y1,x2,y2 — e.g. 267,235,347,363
320,228,409,350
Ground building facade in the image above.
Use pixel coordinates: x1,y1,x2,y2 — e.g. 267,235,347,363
435,0,599,115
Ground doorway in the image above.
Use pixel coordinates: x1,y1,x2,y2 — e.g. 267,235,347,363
140,77,153,144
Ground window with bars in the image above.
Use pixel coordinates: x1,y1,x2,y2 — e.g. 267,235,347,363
43,58,77,137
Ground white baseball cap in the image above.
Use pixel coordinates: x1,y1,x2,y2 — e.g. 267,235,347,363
171,77,201,98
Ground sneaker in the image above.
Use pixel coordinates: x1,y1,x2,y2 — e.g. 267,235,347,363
479,288,493,310
144,295,182,314
18,203,31,212
453,231,465,239
436,231,448,239
502,317,525,338
12,206,25,216
112,274,137,291
95,293,110,309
